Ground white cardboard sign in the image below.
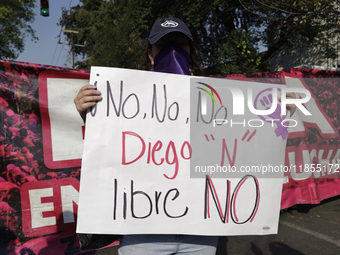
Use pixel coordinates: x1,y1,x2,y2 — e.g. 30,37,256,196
77,67,286,236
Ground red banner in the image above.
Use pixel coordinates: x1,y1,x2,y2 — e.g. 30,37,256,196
0,60,339,254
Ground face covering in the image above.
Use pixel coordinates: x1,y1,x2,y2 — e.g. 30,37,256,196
153,43,191,75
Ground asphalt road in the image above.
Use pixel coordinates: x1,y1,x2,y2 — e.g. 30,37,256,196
82,195,340,255
217,195,340,255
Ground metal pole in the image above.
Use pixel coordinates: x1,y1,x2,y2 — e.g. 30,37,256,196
59,29,85,68
72,33,75,68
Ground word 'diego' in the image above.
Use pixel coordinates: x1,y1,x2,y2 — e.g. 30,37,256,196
121,131,191,180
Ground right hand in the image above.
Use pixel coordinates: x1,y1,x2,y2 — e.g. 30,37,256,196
74,85,102,122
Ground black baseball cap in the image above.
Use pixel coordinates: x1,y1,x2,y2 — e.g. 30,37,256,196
148,17,193,45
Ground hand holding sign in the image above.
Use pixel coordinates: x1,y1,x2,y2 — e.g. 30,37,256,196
74,84,102,122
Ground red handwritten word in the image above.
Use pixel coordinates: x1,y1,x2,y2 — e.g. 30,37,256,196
121,131,191,179
205,175,260,224
221,138,237,167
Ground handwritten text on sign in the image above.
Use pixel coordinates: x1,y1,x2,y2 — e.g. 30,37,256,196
77,67,286,236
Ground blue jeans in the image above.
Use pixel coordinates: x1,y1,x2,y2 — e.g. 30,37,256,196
118,234,218,255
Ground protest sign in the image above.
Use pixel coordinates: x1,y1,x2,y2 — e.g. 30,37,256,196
77,67,287,235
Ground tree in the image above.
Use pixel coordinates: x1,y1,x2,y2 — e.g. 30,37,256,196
0,0,37,60
59,0,340,74
259,0,340,66
58,0,146,69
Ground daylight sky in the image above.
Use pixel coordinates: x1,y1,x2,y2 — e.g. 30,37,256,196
17,0,81,68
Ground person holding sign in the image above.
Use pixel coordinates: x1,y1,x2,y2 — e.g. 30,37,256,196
74,18,218,254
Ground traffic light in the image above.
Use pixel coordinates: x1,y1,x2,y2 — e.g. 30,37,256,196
40,0,49,17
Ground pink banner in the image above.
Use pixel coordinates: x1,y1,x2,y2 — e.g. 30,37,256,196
0,60,339,253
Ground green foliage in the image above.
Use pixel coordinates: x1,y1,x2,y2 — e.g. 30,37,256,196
58,0,147,69
0,0,37,59
59,0,339,74
206,30,269,75
262,0,339,64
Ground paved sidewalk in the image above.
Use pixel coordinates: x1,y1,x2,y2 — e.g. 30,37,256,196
217,195,340,255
